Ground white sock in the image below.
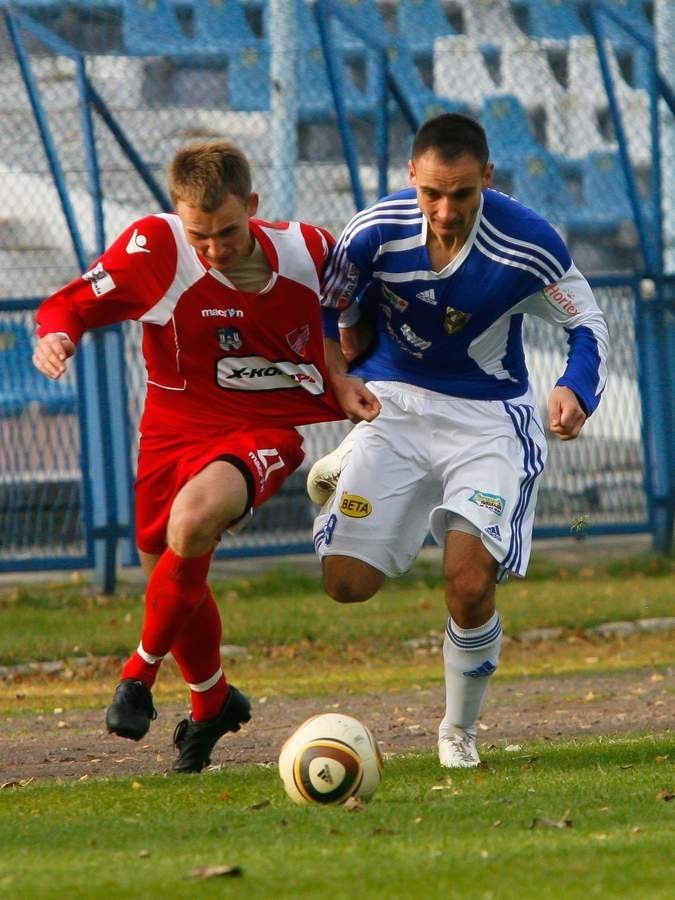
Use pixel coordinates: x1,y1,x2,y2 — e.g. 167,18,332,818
439,612,502,739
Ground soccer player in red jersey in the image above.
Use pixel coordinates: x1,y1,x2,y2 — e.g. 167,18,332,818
33,141,380,773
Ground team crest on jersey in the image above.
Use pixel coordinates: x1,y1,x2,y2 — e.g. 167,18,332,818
286,324,310,357
382,284,408,312
443,306,472,334
218,327,243,351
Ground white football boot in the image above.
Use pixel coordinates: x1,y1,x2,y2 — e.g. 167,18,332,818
306,433,355,505
438,728,481,768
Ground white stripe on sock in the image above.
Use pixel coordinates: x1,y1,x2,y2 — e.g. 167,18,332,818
137,642,163,665
188,668,224,693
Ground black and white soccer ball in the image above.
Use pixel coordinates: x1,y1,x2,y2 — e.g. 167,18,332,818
278,713,383,805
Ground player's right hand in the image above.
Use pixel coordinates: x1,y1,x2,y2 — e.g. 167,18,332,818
32,333,76,380
330,373,381,423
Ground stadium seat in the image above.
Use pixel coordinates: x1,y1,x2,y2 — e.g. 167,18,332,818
0,322,77,417
385,40,470,125
566,36,651,166
328,0,389,63
193,0,261,51
481,94,546,176
510,148,585,232
576,150,652,235
511,0,588,40
591,0,652,52
453,0,524,42
121,0,193,57
434,35,502,111
499,37,565,114
395,0,458,62
227,41,270,110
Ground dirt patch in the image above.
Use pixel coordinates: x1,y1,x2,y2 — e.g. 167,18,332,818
1,667,672,784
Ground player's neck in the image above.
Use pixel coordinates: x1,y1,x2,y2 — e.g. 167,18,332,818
426,230,468,270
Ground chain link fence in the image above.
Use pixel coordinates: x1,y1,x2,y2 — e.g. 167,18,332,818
1,0,671,575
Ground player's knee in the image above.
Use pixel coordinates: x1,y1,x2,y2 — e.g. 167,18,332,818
443,567,493,617
167,508,216,557
322,559,382,604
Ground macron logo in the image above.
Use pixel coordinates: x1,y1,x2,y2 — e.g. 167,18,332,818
416,288,437,305
126,228,150,254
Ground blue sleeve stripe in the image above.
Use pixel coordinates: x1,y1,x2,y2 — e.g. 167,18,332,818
475,234,558,286
481,215,567,278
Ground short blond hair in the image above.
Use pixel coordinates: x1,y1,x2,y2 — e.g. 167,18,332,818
167,140,252,211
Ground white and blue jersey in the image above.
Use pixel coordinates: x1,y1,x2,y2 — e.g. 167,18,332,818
321,188,608,415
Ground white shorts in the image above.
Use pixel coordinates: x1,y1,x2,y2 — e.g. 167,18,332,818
313,381,547,579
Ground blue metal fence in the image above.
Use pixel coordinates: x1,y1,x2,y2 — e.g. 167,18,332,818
1,1,672,591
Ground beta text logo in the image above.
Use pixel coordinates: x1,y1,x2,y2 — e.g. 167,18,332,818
339,492,372,518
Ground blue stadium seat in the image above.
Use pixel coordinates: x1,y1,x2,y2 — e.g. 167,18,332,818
121,0,193,57
510,148,586,231
384,40,470,126
592,0,652,51
395,0,458,62
575,150,652,235
0,322,77,417
329,0,388,62
511,0,588,39
228,41,270,110
193,0,260,51
481,94,546,176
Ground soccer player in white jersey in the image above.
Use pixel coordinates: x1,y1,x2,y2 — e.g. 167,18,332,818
310,113,609,767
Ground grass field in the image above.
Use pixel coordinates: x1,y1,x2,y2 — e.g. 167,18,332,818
0,551,673,898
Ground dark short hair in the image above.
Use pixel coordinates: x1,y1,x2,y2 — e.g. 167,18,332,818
167,140,252,211
412,113,490,167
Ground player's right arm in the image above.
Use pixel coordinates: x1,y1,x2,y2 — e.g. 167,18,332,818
33,215,179,377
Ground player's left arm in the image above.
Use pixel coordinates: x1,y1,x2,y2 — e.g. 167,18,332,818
522,263,609,439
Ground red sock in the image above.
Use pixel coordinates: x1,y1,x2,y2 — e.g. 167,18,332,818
171,586,229,721
121,548,212,688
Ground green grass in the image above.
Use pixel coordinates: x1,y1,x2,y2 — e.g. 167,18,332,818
1,736,673,899
0,555,672,666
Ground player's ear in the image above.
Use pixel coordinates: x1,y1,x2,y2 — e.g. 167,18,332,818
247,192,259,217
482,163,495,188
407,159,416,186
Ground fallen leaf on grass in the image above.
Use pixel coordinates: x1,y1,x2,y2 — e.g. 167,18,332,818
248,800,270,810
343,796,365,811
656,790,674,802
530,810,572,829
0,778,34,790
188,865,243,879
655,756,669,764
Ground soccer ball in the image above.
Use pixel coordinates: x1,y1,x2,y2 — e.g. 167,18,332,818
278,713,383,805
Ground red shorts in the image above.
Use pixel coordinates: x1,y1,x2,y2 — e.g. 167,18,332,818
134,424,305,554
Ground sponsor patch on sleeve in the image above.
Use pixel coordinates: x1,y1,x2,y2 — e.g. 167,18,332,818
82,262,116,297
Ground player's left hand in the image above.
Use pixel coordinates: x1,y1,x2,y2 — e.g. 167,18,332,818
548,386,587,441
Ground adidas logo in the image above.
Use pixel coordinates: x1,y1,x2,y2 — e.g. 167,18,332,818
485,524,501,540
415,288,437,305
463,660,497,678
317,764,334,784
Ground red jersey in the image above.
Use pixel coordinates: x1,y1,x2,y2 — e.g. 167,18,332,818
36,214,344,430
